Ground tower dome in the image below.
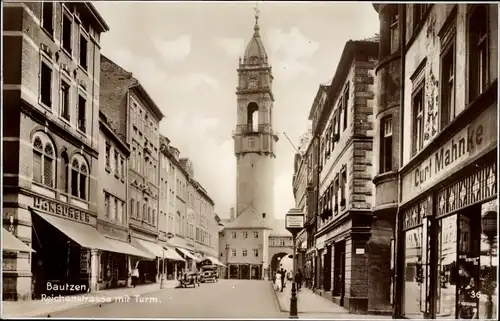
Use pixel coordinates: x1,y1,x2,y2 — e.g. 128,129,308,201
242,8,268,65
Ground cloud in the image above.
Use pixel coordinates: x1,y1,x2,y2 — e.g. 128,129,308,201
214,37,245,58
166,73,220,93
274,170,295,218
152,35,192,61
266,28,319,80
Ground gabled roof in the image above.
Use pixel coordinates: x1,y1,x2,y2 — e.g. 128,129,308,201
222,207,272,230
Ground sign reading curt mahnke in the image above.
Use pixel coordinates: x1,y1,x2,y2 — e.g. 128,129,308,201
33,195,96,226
401,105,497,204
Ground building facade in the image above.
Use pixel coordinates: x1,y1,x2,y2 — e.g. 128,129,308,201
374,4,498,319
313,39,379,314
3,1,109,300
100,55,165,283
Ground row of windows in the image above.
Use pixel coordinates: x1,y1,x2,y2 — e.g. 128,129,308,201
32,132,90,201
130,98,158,147
40,58,88,134
409,5,490,158
270,238,290,247
129,198,157,226
229,248,260,257
130,146,158,184
42,2,89,71
318,165,348,222
105,142,125,180
320,83,349,168
230,231,260,239
104,192,126,223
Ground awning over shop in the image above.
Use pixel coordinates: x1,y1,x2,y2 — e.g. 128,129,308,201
203,256,226,267
132,238,166,258
163,245,186,261
176,247,201,262
2,228,35,253
33,211,116,252
105,237,154,259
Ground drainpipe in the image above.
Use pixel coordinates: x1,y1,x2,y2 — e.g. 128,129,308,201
393,4,406,319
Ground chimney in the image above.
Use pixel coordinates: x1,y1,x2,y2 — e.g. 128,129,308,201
230,207,235,221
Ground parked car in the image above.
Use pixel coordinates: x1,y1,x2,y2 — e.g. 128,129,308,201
200,265,218,283
177,272,200,288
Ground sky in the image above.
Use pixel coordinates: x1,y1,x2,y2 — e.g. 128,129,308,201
93,1,379,219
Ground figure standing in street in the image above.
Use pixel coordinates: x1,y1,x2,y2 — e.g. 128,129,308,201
296,269,303,291
280,268,286,292
131,264,139,288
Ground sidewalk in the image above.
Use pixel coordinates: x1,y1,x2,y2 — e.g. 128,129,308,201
2,280,178,318
273,283,387,319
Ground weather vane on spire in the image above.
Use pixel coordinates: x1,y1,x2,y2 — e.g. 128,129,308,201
254,2,260,24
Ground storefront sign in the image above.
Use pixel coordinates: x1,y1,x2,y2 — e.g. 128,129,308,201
325,220,352,242
436,161,497,218
402,105,497,204
33,196,96,226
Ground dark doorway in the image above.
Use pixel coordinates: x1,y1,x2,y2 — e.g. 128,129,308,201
334,241,346,306
241,264,250,279
324,245,332,291
229,265,239,279
251,265,260,279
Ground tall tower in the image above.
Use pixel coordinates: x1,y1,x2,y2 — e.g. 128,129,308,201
233,8,278,224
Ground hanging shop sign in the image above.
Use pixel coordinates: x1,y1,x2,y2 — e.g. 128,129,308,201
401,105,497,204
33,195,97,226
436,161,497,218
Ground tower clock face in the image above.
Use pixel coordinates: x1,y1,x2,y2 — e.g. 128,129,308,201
248,71,259,89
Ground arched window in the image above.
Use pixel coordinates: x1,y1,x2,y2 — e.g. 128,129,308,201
247,102,259,132
60,151,69,193
32,132,55,188
70,154,89,200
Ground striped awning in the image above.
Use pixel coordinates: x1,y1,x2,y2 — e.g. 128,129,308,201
163,245,185,261
176,247,201,262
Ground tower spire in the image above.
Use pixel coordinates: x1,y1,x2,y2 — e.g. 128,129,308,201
254,3,260,34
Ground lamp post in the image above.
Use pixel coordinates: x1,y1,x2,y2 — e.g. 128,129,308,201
225,243,229,279
160,232,174,289
285,208,305,319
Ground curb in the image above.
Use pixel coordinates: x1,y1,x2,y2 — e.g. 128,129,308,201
270,281,286,313
8,284,176,318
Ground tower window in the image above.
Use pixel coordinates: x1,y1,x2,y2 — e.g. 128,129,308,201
247,102,259,132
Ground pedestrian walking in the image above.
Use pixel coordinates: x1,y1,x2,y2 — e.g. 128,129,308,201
280,268,286,292
274,270,281,291
131,265,139,288
296,269,303,291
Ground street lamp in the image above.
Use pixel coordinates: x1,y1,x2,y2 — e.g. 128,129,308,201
285,208,305,319
160,232,174,289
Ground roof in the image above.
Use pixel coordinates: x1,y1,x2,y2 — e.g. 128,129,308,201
222,207,272,230
307,83,330,120
242,15,268,65
85,3,110,33
129,82,164,122
269,218,292,237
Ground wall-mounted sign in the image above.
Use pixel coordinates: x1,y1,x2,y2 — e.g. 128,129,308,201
401,105,497,204
285,214,304,229
33,195,96,226
355,248,365,255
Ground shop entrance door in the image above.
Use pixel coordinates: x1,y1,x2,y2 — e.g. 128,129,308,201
334,241,346,305
324,246,332,291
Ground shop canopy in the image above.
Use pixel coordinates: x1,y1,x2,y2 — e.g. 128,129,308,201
163,245,186,261
33,211,117,253
203,256,226,267
2,228,35,253
176,247,201,262
105,237,154,259
132,238,167,258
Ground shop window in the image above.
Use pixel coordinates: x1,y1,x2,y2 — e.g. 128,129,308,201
32,133,55,188
60,79,70,121
242,249,248,257
40,59,52,109
402,226,424,317
380,116,393,173
61,9,72,55
436,214,458,318
70,155,88,200
77,94,86,133
41,2,54,35
468,5,489,102
440,26,456,129
412,85,425,156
